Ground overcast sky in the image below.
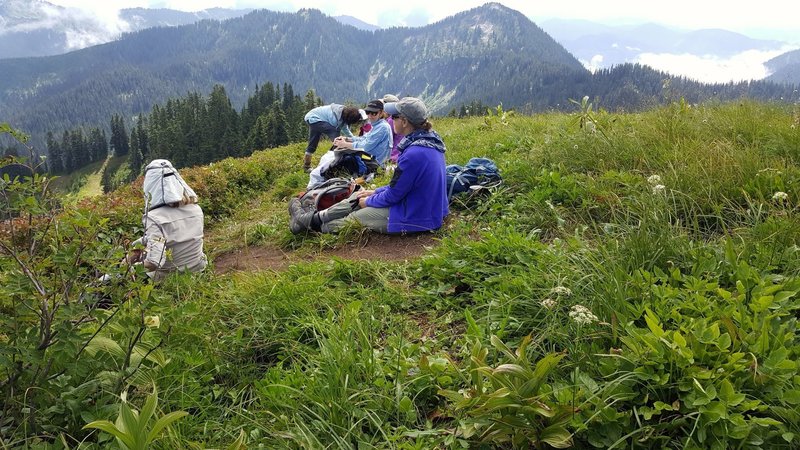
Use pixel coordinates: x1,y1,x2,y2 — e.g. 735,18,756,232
44,0,800,83
45,0,799,40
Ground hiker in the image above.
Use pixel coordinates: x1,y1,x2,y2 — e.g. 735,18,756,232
290,97,448,234
303,103,367,172
382,94,405,163
125,159,207,281
306,99,392,189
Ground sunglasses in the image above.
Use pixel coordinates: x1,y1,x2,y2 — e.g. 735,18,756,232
366,111,379,115
391,114,402,120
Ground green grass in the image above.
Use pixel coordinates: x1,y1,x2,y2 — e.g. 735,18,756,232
4,101,800,449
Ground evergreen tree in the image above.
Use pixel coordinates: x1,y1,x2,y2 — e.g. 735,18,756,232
110,114,130,157
46,131,64,174
88,127,108,162
128,127,143,178
61,130,73,172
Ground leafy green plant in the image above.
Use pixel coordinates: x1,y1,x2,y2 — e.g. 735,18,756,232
84,386,188,449
439,335,573,448
0,124,162,444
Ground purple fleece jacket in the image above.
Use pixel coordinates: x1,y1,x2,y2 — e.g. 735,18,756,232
366,131,448,233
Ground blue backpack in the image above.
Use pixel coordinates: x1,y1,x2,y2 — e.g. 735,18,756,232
446,157,502,200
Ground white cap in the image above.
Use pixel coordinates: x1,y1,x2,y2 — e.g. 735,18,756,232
358,109,368,120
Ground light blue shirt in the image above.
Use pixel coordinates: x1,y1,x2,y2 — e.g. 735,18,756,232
304,104,355,138
351,118,391,165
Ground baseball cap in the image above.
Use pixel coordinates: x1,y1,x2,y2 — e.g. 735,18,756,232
384,97,429,126
364,99,384,113
382,94,400,103
358,109,368,120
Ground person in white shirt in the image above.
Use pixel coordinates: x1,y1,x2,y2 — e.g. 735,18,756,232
126,159,207,281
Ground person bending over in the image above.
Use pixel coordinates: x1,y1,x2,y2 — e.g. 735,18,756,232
306,99,392,189
303,103,367,172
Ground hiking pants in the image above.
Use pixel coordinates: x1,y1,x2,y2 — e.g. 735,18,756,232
305,121,340,155
319,191,390,233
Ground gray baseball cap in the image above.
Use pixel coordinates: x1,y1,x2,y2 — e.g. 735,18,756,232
384,97,429,126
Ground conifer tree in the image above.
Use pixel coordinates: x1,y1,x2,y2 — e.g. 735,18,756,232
45,131,64,174
110,115,130,157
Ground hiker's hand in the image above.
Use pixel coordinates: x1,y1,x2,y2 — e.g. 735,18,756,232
358,196,370,208
355,190,374,198
126,249,143,264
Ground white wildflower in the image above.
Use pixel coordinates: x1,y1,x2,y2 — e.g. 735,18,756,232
772,191,789,201
540,298,557,309
647,174,662,185
569,305,598,325
652,184,666,194
550,286,572,297
144,315,161,329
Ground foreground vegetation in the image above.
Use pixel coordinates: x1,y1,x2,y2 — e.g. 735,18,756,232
2,100,800,449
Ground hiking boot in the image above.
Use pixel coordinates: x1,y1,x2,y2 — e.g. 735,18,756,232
303,154,313,173
288,198,316,234
303,164,312,173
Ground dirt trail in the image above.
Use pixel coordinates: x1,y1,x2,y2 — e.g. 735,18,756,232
214,232,439,274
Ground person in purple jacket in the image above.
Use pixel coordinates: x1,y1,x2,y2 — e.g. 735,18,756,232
289,97,448,234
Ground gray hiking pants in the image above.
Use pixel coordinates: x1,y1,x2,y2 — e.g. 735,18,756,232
319,191,390,233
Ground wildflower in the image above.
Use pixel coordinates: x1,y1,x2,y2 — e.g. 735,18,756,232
772,191,789,201
550,286,572,297
652,184,666,194
569,305,598,325
647,174,662,185
144,315,161,329
540,298,557,309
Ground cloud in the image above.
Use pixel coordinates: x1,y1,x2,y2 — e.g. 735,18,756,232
634,46,799,83
1,1,133,49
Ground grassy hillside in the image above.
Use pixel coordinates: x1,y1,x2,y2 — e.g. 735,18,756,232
2,101,800,448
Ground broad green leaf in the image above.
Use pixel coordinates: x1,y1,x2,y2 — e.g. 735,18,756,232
139,388,158,431
84,336,125,358
700,401,727,423
783,390,800,405
644,308,665,338
493,364,528,378
672,331,686,348
146,411,189,443
83,420,136,450
539,425,572,448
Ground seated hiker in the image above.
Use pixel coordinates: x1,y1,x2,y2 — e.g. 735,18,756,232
303,103,367,172
307,99,392,189
125,159,207,281
290,97,448,234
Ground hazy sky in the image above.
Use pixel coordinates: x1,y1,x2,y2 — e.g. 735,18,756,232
43,0,800,83
46,0,800,41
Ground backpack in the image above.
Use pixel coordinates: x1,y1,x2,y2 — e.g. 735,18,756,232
320,147,380,181
297,177,359,212
446,157,502,200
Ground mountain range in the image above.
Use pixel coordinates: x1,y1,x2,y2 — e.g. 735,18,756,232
0,0,253,59
0,2,797,150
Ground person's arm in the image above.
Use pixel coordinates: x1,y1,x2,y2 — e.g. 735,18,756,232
339,123,355,138
352,123,390,162
142,220,167,270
